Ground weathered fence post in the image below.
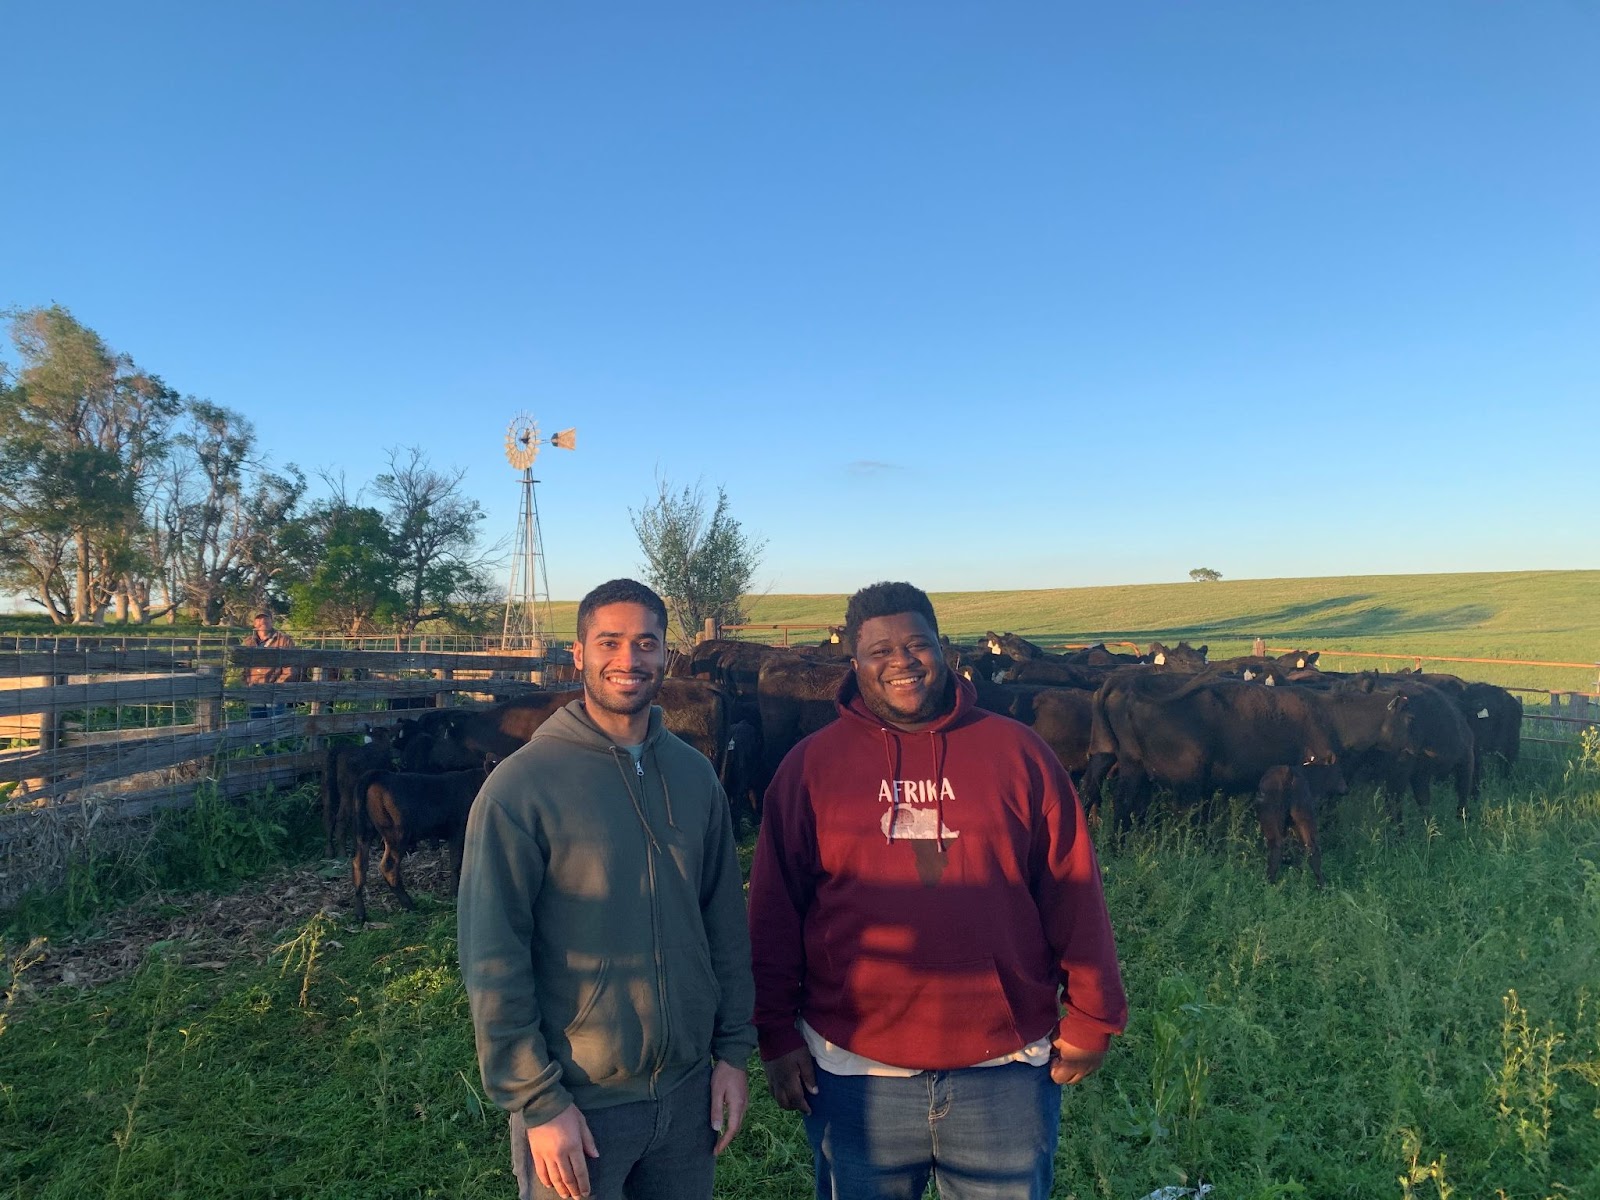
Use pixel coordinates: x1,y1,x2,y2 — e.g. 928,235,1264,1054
1252,637,1266,657
306,665,326,752
700,619,718,645
195,663,222,733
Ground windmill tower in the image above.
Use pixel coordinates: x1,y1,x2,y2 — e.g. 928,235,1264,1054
501,413,577,653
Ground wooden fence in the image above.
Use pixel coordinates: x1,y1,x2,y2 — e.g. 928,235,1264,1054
0,637,574,906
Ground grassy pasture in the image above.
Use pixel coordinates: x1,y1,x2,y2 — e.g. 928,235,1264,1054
8,568,1596,675
744,570,1600,693
3,750,1599,1200
2,570,1597,1197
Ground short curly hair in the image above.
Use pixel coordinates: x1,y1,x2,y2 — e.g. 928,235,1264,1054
843,581,939,649
577,578,668,641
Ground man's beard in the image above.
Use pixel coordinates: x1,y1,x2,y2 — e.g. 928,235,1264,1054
582,660,665,717
859,668,953,729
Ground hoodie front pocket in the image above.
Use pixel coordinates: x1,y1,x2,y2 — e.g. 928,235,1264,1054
562,958,611,1037
559,958,639,1087
846,954,1022,1057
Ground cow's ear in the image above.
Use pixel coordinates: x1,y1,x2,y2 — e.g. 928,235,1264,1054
1305,652,1319,666
1197,645,1208,657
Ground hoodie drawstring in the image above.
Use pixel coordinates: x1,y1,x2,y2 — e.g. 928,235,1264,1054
881,728,900,844
650,744,679,831
930,730,948,852
610,749,662,853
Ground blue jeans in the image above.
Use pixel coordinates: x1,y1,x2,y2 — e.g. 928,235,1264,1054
510,1066,715,1200
802,1062,1062,1200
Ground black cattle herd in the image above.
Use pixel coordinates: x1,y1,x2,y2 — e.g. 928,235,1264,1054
326,631,1523,918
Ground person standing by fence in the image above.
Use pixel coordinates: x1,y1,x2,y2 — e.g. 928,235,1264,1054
240,608,299,718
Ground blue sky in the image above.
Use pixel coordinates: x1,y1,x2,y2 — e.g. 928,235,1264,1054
4,2,1597,598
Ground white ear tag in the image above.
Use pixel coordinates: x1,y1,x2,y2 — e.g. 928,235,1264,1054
1154,652,1166,665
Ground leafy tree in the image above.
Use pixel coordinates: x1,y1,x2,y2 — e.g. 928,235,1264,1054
1189,567,1223,583
282,501,404,635
372,446,493,633
0,307,180,623
150,400,305,624
630,477,764,649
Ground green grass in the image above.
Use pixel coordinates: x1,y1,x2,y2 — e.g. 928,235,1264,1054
4,752,1599,1198
743,570,1600,692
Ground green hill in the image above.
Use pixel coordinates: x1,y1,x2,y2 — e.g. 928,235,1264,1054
742,570,1599,692
5,571,1594,692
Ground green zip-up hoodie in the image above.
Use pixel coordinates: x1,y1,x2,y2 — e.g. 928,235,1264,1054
458,699,756,1128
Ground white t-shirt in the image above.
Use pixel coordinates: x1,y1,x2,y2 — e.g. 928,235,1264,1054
799,1020,1052,1077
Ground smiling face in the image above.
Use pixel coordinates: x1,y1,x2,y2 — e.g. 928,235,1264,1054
851,611,951,731
571,601,667,725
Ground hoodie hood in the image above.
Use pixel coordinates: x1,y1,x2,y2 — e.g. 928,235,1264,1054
533,697,669,752
834,666,980,734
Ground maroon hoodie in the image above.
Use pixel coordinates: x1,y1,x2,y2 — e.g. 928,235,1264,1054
748,671,1128,1070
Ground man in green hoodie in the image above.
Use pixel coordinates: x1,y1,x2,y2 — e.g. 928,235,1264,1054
458,578,756,1200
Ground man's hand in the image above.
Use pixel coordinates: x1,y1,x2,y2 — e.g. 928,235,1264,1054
526,1103,599,1199
710,1060,749,1154
1050,1036,1107,1086
762,1046,819,1115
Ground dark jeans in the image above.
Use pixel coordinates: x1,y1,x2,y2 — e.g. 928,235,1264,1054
510,1067,715,1200
802,1062,1062,1200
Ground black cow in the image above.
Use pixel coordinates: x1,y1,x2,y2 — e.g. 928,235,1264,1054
1324,676,1477,822
1463,682,1521,772
756,657,852,784
351,762,493,923
680,639,796,707
985,631,1048,661
1275,650,1321,671
1144,641,1210,671
1003,658,1107,689
1086,672,1346,835
1256,765,1325,886
320,725,395,857
719,719,762,830
1030,687,1095,777
1064,643,1143,668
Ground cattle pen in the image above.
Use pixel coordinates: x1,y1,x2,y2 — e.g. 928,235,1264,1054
0,635,571,907
2,623,1596,907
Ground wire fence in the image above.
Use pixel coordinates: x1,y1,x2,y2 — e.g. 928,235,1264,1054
2,625,1594,905
0,635,577,905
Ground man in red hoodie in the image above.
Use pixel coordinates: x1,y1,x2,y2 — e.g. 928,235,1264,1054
747,581,1127,1200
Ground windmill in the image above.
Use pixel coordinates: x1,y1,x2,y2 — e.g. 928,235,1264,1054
501,413,577,652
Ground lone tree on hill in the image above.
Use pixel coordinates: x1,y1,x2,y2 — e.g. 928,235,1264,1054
630,477,764,649
1189,567,1223,583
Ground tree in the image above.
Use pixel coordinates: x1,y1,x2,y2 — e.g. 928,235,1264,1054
282,498,404,635
371,446,493,633
0,306,180,623
630,478,764,649
150,400,305,624
1189,567,1223,583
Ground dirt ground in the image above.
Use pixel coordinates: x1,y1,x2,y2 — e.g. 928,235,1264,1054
13,848,455,991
